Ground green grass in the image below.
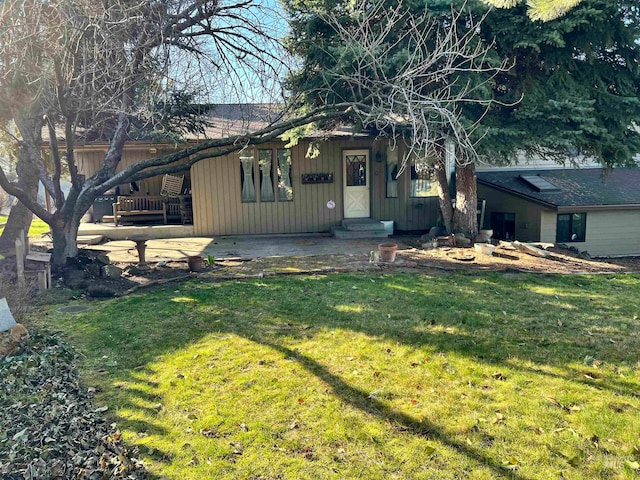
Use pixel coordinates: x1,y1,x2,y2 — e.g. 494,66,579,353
0,214,50,238
44,272,640,479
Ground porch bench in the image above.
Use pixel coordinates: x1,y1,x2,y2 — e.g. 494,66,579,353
112,196,167,226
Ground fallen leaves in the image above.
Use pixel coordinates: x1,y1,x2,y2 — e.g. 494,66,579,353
501,457,520,470
0,332,148,479
199,427,220,438
546,397,583,413
625,460,640,471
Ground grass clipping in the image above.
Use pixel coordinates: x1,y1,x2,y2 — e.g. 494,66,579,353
0,332,149,479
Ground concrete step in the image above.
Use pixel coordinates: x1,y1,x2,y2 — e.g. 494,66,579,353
331,226,389,239
77,235,105,245
341,218,387,232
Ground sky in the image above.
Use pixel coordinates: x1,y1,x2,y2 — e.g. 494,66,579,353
168,0,294,105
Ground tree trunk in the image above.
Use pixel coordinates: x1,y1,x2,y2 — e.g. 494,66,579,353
0,116,43,251
50,215,80,265
0,203,34,251
434,156,453,234
452,162,478,238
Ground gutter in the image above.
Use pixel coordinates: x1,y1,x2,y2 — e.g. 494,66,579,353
557,204,640,213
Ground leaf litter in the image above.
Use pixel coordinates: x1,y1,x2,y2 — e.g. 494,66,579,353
0,332,148,479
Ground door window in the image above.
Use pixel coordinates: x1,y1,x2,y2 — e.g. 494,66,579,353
345,154,367,186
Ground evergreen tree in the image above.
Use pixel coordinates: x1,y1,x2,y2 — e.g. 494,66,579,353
479,1,640,167
285,0,640,234
484,0,582,21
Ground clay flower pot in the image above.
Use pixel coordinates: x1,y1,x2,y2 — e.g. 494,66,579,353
187,255,203,272
378,243,398,263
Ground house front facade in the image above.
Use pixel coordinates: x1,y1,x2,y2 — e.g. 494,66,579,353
75,135,447,236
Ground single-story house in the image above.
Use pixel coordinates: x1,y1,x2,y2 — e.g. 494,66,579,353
478,167,640,257
74,105,452,236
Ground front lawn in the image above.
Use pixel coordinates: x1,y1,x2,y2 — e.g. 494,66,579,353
45,272,640,479
0,214,50,238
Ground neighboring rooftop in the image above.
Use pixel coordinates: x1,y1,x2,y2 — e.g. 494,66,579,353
478,167,640,208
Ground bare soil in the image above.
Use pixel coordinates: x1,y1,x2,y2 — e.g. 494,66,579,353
82,241,640,298
397,242,640,275
4,239,639,300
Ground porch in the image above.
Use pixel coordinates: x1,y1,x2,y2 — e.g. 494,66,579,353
78,222,194,241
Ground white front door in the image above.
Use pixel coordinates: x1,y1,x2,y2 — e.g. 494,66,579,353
343,149,370,218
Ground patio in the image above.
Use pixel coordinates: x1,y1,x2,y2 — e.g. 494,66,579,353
80,233,402,262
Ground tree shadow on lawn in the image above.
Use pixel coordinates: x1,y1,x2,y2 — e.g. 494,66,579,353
58,271,640,477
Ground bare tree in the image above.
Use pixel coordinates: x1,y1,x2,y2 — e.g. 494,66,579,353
0,0,350,264
311,1,511,236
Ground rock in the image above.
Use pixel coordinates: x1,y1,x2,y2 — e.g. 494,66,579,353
475,229,494,243
95,254,111,266
0,323,30,357
454,234,472,247
101,264,123,278
513,240,550,258
421,226,446,242
84,263,101,277
0,298,17,333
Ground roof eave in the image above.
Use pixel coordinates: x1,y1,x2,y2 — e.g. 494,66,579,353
557,204,640,213
477,178,559,209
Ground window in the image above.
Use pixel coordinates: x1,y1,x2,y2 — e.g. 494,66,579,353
410,156,436,198
241,149,293,203
240,154,256,202
556,213,586,242
491,212,516,240
277,148,293,201
345,153,367,186
386,146,399,198
258,149,275,202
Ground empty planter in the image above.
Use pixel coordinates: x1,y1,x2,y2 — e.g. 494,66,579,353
187,255,204,272
378,243,398,263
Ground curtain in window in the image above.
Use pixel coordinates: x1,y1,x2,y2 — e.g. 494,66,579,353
259,150,274,202
240,155,256,202
277,149,293,201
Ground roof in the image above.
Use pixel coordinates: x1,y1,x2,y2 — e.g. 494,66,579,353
44,103,373,146
477,167,640,209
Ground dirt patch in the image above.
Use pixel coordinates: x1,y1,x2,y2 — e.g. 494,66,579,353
76,242,640,298
396,242,640,275
7,238,640,300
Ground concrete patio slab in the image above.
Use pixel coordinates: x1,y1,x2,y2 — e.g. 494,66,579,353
86,234,410,264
